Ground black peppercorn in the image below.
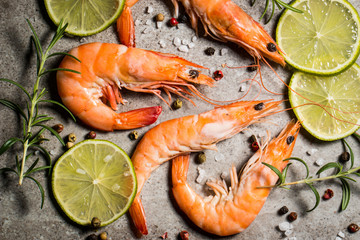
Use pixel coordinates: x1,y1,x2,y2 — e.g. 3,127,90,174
340,151,350,162
348,223,359,233
254,102,265,111
177,13,189,23
287,212,297,222
129,130,139,140
278,206,289,215
267,42,277,52
286,136,295,145
86,234,98,240
205,47,215,56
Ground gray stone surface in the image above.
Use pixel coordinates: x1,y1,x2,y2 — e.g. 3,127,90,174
1,0,360,239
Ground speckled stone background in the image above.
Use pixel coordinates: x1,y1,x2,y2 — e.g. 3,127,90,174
1,0,360,239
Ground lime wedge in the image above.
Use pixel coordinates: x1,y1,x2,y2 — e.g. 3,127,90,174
289,64,360,141
276,0,360,75
44,0,125,36
52,140,137,226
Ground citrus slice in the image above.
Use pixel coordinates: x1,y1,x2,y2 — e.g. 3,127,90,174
289,63,360,141
44,0,125,36
276,0,360,75
52,140,137,226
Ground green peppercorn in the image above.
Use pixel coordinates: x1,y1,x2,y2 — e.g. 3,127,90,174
68,133,76,142
52,124,64,133
91,217,101,228
196,152,206,164
99,231,108,240
172,99,183,110
129,131,139,140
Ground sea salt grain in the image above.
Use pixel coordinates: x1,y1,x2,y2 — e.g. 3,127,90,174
146,6,153,14
173,37,181,47
145,19,152,25
335,237,342,240
178,45,189,52
188,42,195,49
142,27,151,34
135,19,141,26
182,39,189,45
159,40,166,48
337,231,345,238
156,21,163,29
315,158,324,166
279,222,290,231
196,167,206,184
214,153,225,162
191,36,198,42
306,148,318,156
220,48,228,56
284,229,293,236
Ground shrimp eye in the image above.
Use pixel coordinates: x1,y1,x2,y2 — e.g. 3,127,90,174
286,136,295,145
189,70,199,78
267,43,277,52
254,102,265,111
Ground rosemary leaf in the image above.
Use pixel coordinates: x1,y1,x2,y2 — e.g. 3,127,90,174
262,162,284,184
316,162,342,175
0,78,31,100
0,138,22,155
39,68,81,77
0,167,19,176
284,157,310,178
25,166,52,176
306,183,320,212
48,52,81,62
34,124,65,146
39,99,76,122
25,176,45,208
340,178,350,211
31,116,54,126
342,139,354,169
25,158,40,175
0,99,28,121
339,176,357,182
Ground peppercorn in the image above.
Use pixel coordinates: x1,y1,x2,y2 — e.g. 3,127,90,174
254,102,265,111
177,13,189,23
213,70,224,81
340,151,350,162
52,124,64,133
267,42,277,52
99,231,108,240
66,141,74,149
287,212,297,222
86,234,98,240
278,206,289,215
129,130,139,140
196,152,206,164
87,131,96,139
251,141,259,152
286,135,295,145
156,13,165,22
205,47,215,56
169,17,178,26
323,188,334,200
189,69,199,79
348,223,359,233
68,133,76,142
179,230,189,240
91,217,101,228
172,99,183,110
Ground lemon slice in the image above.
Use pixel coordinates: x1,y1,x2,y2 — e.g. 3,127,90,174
276,0,360,75
44,0,125,36
289,63,360,141
52,140,137,226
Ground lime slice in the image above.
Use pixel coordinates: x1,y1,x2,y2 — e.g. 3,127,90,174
289,63,360,141
276,0,360,75
44,0,125,36
52,140,137,226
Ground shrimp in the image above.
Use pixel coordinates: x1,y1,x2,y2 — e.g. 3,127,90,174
116,0,139,47
57,42,214,131
129,99,283,235
172,120,300,236
171,0,285,66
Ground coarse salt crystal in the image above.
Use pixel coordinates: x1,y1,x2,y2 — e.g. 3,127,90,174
315,158,324,166
188,42,195,49
278,222,290,231
288,223,294,230
239,85,246,92
156,21,163,29
178,45,189,53
196,167,206,184
182,39,189,45
220,48,228,56
49,150,55,156
145,19,152,25
142,27,151,34
284,229,293,236
337,231,345,238
288,237,297,240
159,40,166,48
214,153,225,162
220,171,227,179
134,19,141,26
79,37,86,43
146,6,153,14
306,148,318,156
335,237,342,240
191,36,198,42
173,37,181,47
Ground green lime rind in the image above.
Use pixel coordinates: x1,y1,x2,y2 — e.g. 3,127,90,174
52,139,137,227
44,0,126,36
276,0,360,76
289,63,360,141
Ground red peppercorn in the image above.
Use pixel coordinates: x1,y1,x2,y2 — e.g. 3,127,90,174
87,131,96,139
251,141,259,152
169,17,178,26
348,223,359,233
323,189,334,200
287,212,297,222
213,70,223,81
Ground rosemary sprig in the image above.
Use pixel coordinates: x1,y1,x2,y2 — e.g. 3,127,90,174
0,19,79,208
251,0,303,24
258,138,359,212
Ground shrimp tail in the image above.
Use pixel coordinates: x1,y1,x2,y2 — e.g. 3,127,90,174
115,106,162,130
172,155,190,185
117,5,136,47
129,196,148,235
